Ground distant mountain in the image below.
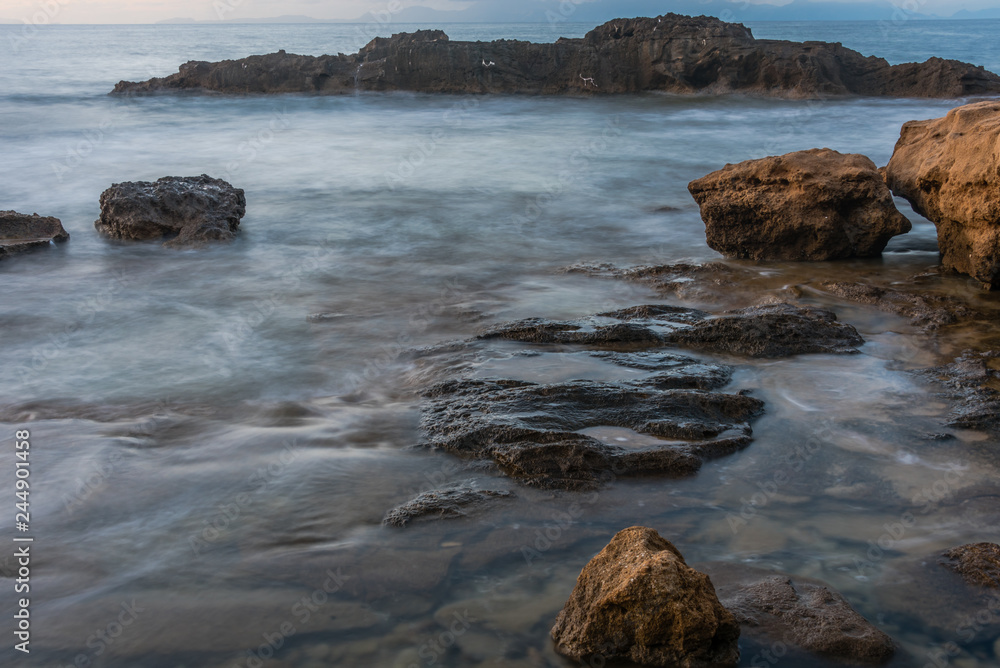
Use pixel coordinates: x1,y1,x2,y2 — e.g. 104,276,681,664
950,8,1000,19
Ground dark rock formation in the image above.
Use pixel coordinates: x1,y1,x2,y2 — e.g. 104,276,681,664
422,376,763,490
820,280,981,331
664,304,864,357
688,149,911,261
94,175,246,247
920,351,1000,434
565,262,784,304
479,303,864,358
0,211,69,259
551,527,740,667
714,572,894,664
942,543,1000,588
111,15,1000,99
382,483,514,527
886,101,1000,289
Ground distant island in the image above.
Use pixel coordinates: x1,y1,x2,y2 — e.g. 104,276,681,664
113,14,1000,99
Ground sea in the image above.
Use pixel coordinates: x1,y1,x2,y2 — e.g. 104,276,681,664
1,17,999,668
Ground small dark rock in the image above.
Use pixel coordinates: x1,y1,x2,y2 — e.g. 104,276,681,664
0,211,70,260
382,483,515,528
715,572,895,664
94,175,246,247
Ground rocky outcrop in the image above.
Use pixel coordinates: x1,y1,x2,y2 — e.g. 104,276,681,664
551,527,740,667
942,543,1000,588
422,377,763,490
713,571,895,664
820,280,981,331
479,303,864,358
689,149,911,261
886,101,1000,289
382,484,514,527
111,15,1000,99
94,175,246,247
0,211,69,259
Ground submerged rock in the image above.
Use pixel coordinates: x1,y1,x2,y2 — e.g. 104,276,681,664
920,351,1000,434
820,280,980,331
422,377,763,490
112,15,1000,99
688,149,911,261
712,569,895,664
942,543,1000,588
0,211,69,259
885,101,1000,289
94,175,246,247
382,483,515,528
551,526,740,667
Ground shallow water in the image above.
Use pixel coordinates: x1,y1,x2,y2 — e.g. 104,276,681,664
1,20,999,668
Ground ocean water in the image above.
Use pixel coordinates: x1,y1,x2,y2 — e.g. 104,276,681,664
0,19,998,668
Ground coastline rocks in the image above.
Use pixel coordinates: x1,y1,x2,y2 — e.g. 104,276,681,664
479,303,864,358
885,101,1000,289
714,572,894,664
688,149,911,261
0,211,69,259
942,543,1000,588
111,15,1000,99
94,175,246,247
382,483,514,527
422,378,763,490
551,527,740,667
819,280,979,331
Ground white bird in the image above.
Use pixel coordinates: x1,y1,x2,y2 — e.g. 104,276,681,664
242,63,247,69
482,58,495,67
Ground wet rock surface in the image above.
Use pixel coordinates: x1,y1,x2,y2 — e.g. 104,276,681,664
479,303,864,358
942,543,1000,588
820,280,981,330
689,149,911,261
920,351,1000,434
112,15,1000,98
422,378,762,490
886,101,1000,289
382,483,515,527
551,527,740,667
0,211,69,259
94,175,246,247
710,568,895,664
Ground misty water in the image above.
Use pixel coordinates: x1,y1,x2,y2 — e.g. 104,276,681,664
1,19,999,668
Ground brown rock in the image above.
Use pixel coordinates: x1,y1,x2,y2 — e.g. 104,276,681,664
94,175,246,247
942,542,1000,588
551,527,740,667
885,101,1000,288
715,572,894,664
0,211,69,259
688,149,911,261
111,15,1000,99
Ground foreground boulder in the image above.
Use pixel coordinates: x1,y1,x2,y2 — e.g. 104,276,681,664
551,527,739,667
886,101,1000,289
111,15,1000,99
0,211,69,259
94,175,246,247
689,149,911,261
711,569,895,664
942,543,1000,588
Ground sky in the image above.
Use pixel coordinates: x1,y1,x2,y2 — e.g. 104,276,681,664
1,0,999,24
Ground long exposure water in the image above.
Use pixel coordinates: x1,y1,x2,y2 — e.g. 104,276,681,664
1,18,999,668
